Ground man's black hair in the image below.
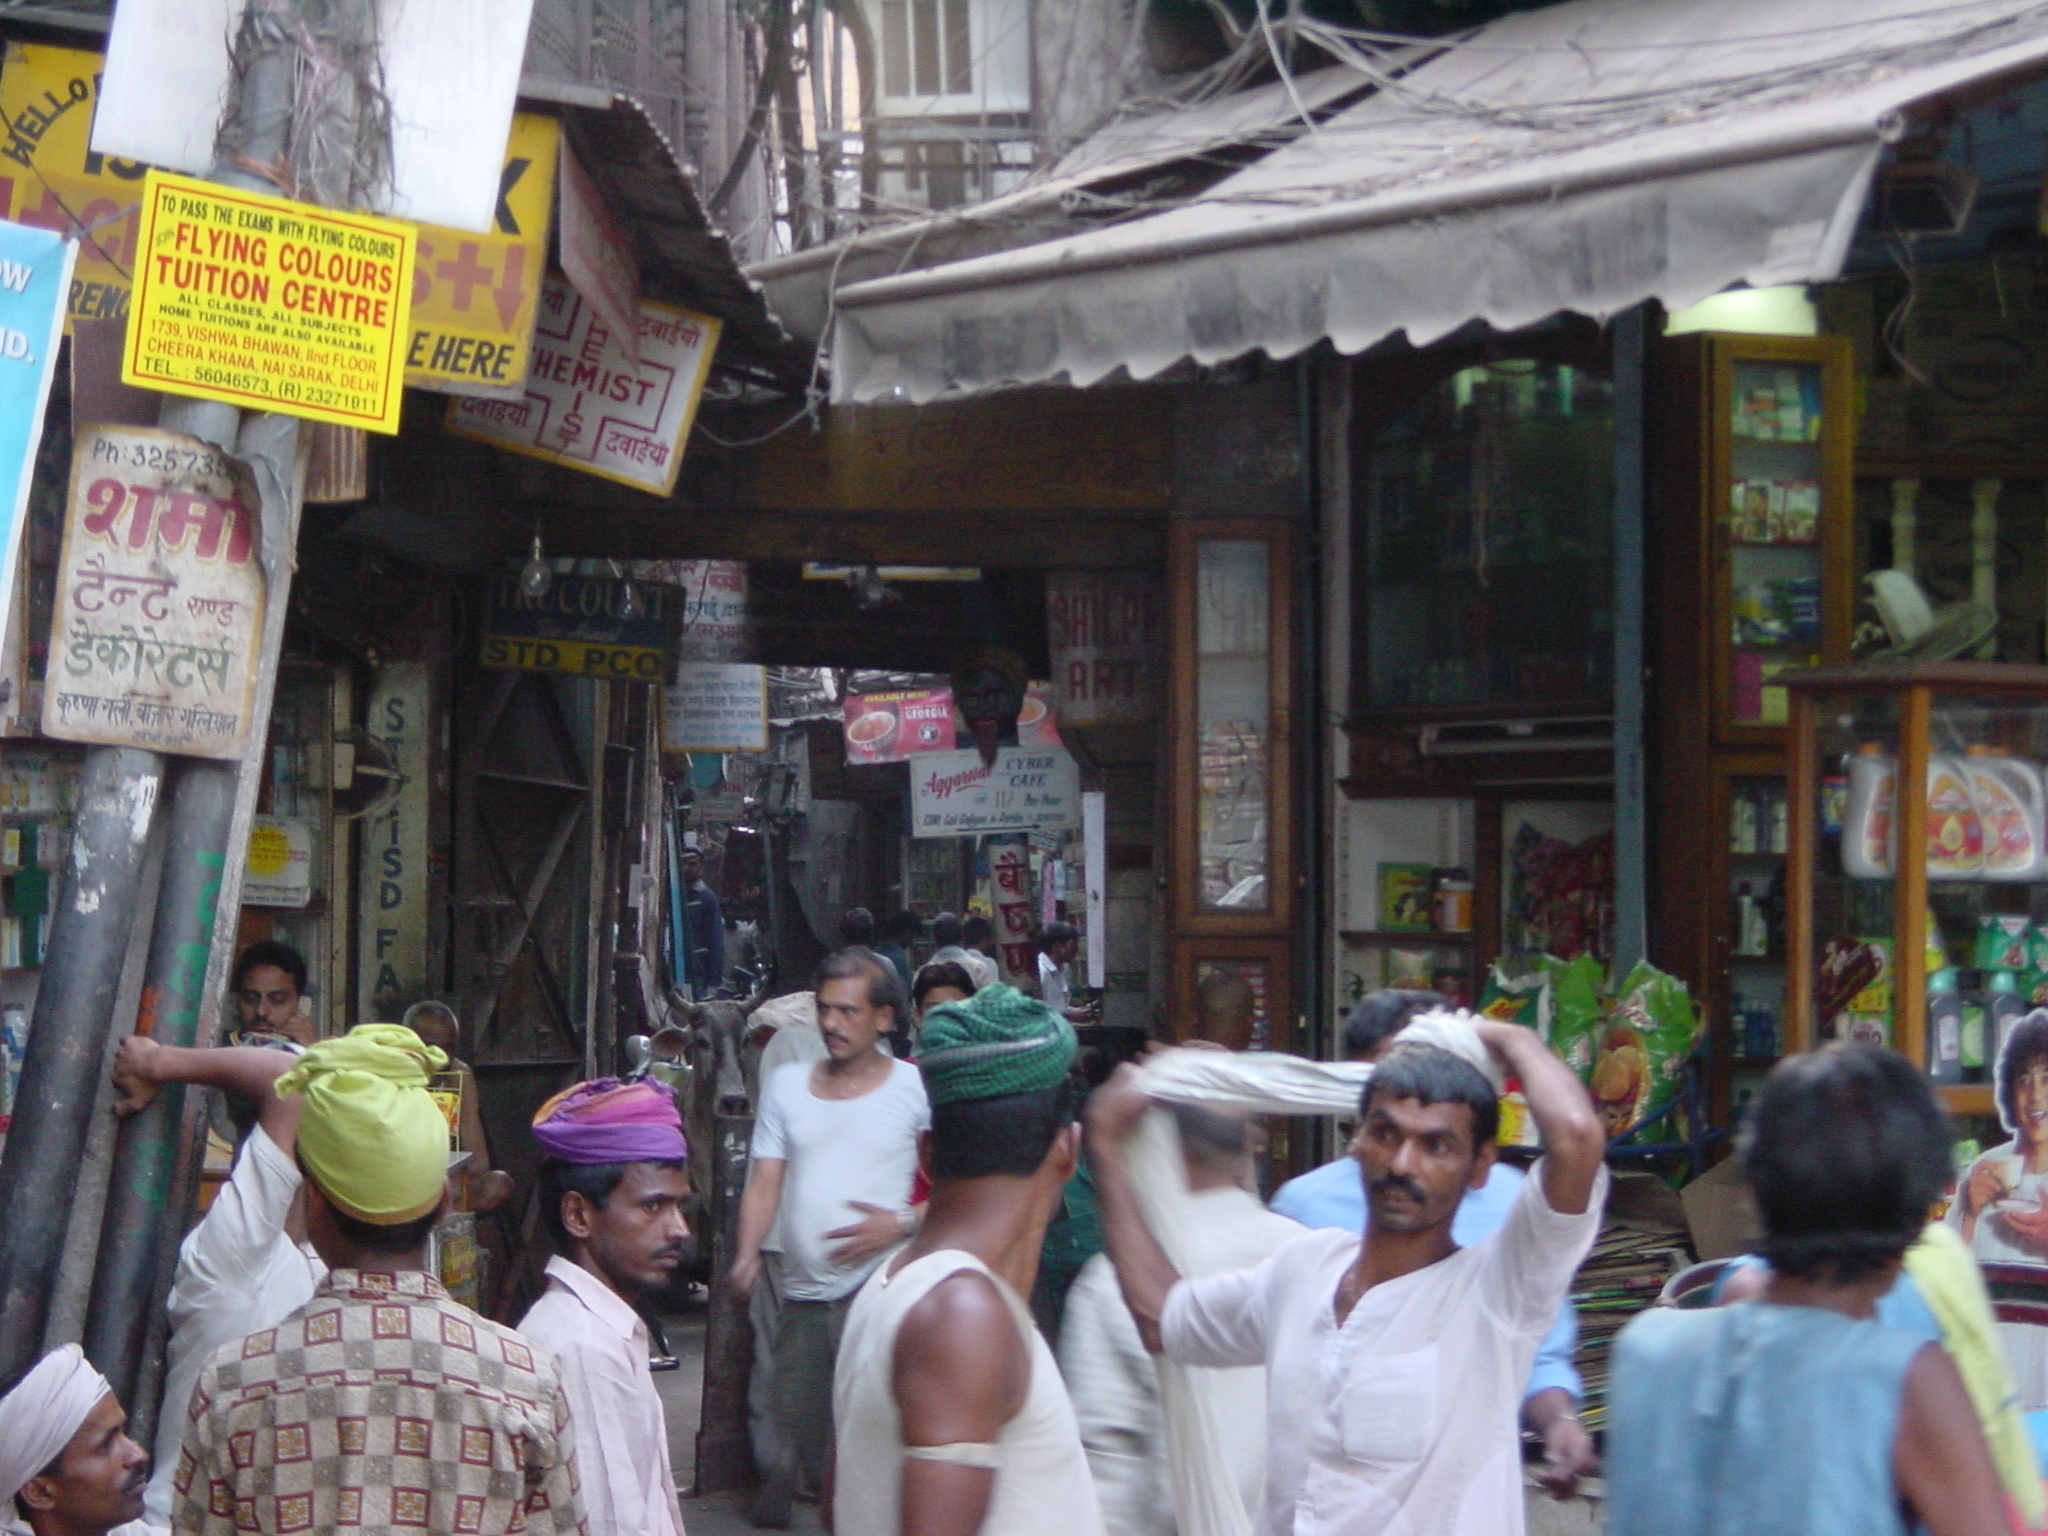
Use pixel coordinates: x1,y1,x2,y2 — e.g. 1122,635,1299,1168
538,1157,690,1249
838,906,877,946
887,909,926,943
1743,1043,1951,1282
1360,1042,1499,1149
1038,921,1079,951
930,1081,1077,1179
327,1204,442,1255
1342,989,1454,1060
232,938,308,996
816,946,906,1020
912,961,977,1012
930,911,964,948
960,913,994,947
1998,1009,2048,1132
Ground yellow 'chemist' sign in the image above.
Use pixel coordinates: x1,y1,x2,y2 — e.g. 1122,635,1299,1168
123,170,415,433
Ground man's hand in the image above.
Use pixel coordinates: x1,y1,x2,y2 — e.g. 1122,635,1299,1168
1997,1194,2048,1256
1964,1157,2014,1222
827,1202,909,1266
1534,1413,1596,1497
111,1035,165,1116
729,1250,763,1300
1083,1064,1153,1146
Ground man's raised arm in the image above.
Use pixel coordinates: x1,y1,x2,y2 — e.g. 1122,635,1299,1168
1471,1018,1604,1215
1082,1066,1184,1353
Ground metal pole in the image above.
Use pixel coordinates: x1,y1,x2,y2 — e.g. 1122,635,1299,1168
81,767,232,1403
1611,305,1650,971
0,750,164,1375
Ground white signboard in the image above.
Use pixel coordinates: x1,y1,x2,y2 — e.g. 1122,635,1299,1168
244,816,316,908
911,747,1082,839
42,426,264,757
663,663,769,753
358,661,431,1011
445,274,719,496
93,0,536,235
1047,570,1164,726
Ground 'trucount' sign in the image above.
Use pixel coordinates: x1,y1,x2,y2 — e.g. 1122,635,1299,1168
123,169,415,432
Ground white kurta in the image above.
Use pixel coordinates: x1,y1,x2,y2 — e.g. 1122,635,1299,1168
1162,1165,1605,1536
145,1125,323,1527
518,1256,685,1536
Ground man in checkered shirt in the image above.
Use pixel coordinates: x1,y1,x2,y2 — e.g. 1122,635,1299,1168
172,1025,588,1536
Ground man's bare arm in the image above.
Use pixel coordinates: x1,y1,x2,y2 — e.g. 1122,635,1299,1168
113,1038,302,1152
728,1157,785,1298
1470,1019,1605,1215
1895,1343,2018,1536
892,1271,1029,1536
1083,1067,1184,1352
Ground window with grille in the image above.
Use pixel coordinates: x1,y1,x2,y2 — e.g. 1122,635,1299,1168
881,0,974,98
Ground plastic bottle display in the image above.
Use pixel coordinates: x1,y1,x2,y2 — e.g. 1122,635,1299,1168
1841,745,1894,878
1959,969,1989,1084
1964,748,2044,881
1928,968,1964,1085
1990,969,2028,1060
1926,756,1986,878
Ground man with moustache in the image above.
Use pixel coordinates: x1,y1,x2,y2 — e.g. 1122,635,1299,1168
1088,1015,1606,1536
0,1347,157,1536
521,1078,694,1536
731,949,930,1524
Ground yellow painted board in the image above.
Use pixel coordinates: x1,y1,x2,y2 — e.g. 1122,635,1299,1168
123,170,415,433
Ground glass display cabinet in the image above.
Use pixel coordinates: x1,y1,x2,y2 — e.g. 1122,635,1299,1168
1784,662,2048,1117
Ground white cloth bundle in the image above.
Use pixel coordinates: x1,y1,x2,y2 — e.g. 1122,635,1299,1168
0,1345,110,1520
1123,1012,1500,1536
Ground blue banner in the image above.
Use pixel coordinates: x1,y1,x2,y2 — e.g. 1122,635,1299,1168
0,221,74,656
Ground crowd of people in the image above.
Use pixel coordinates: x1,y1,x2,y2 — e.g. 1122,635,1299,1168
0,924,2031,1536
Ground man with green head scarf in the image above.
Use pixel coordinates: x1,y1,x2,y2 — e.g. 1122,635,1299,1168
831,985,1105,1536
174,1025,590,1536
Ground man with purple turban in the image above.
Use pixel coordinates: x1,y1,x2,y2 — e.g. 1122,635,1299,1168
520,1079,693,1536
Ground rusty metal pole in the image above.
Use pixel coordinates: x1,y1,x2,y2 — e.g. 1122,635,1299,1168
694,1108,757,1492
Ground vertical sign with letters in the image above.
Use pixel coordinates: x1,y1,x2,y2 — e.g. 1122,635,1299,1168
358,660,430,1014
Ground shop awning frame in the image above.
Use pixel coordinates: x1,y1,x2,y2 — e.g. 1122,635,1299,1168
824,0,2048,402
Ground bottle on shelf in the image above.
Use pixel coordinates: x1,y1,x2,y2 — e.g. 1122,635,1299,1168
1959,968,1989,1085
1964,747,2045,881
1928,968,1964,1086
1990,969,2028,1061
1842,745,1894,878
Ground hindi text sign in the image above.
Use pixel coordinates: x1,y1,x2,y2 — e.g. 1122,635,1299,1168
124,170,415,433
663,663,769,753
911,746,1082,839
43,426,264,757
446,272,719,495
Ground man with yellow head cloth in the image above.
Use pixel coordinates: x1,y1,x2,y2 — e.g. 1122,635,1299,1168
172,1025,589,1536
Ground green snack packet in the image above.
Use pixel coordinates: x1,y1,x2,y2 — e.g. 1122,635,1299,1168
1979,914,2032,971
1592,961,1703,1138
1543,953,1607,1074
1478,957,1548,1031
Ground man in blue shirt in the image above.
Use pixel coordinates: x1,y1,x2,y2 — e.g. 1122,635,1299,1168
1272,989,1594,1494
678,845,726,998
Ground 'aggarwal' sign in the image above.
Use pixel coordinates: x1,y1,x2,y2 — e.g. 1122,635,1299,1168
123,170,415,432
910,747,1082,838
480,571,673,680
42,425,263,757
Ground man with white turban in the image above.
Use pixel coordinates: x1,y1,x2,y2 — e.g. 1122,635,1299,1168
0,1345,159,1536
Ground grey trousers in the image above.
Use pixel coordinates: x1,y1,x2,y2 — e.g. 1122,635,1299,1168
748,1252,789,1477
771,1291,854,1495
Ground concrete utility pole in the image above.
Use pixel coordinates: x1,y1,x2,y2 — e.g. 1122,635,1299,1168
0,0,384,1395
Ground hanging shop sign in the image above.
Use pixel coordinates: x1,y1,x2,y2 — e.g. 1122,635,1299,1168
0,219,72,653
445,272,719,496
42,425,264,757
671,559,751,661
0,44,141,327
358,661,431,1013
404,111,558,397
910,745,1082,839
480,571,673,680
844,683,1060,765
122,170,416,433
1047,570,1165,726
985,836,1036,983
243,815,316,908
662,662,769,753
558,138,640,367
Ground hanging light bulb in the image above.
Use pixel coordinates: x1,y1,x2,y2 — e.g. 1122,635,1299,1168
609,558,641,621
519,532,552,598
